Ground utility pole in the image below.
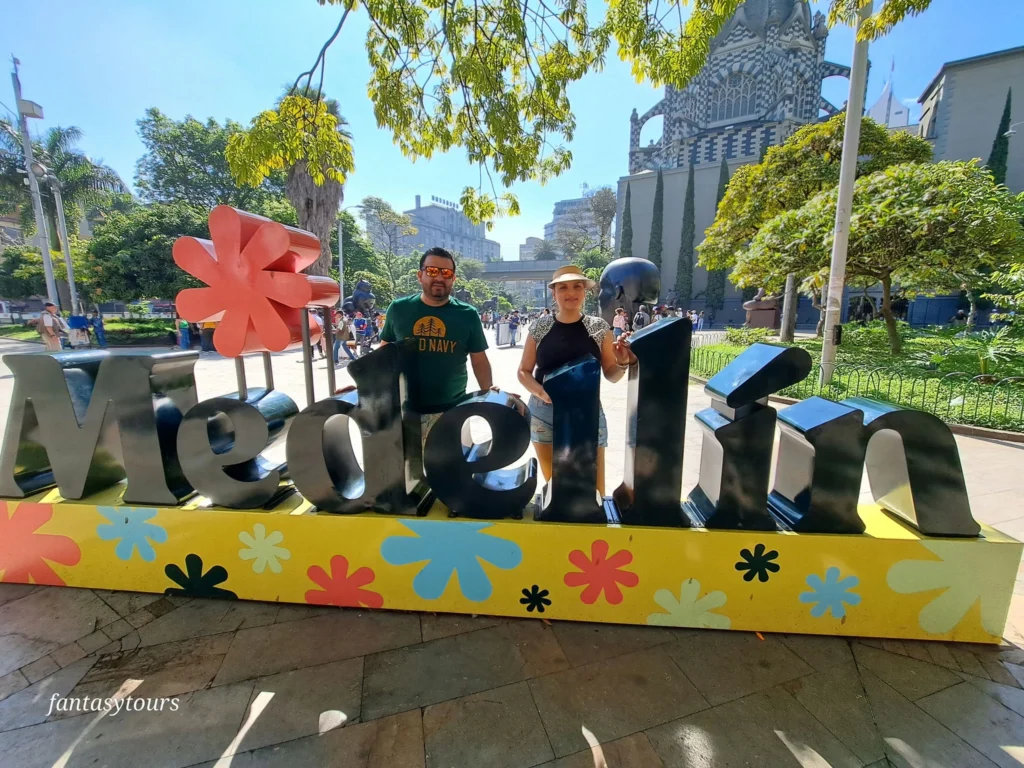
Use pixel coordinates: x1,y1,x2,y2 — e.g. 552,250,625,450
10,57,59,307
49,178,80,313
780,272,797,342
820,2,873,386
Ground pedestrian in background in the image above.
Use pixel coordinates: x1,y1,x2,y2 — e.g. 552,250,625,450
90,311,108,348
612,308,627,339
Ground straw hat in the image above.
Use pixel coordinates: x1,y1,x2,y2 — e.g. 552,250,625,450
547,265,596,290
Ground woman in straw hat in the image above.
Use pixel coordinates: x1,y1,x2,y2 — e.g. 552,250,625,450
517,265,636,495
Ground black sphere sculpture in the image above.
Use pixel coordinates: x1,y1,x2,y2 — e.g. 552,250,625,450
342,279,376,315
598,257,661,324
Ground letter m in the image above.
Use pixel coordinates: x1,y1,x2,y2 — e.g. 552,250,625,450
0,351,199,504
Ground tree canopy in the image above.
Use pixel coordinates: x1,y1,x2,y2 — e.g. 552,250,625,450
699,114,932,272
588,187,617,252
734,161,1024,353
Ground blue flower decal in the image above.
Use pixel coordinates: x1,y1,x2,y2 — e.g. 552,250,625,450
380,520,522,601
96,506,168,562
799,567,861,619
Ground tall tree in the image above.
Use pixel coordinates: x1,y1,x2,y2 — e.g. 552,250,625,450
619,183,633,258
704,157,731,313
533,240,562,261
648,169,664,267
0,121,127,250
987,89,1012,187
700,115,932,274
675,162,695,308
135,108,285,210
734,161,1024,354
228,88,353,276
357,196,417,298
588,187,617,252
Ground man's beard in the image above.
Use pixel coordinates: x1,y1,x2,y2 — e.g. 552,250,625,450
429,282,450,297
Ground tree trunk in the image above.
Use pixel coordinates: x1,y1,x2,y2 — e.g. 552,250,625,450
880,275,901,355
286,161,343,277
812,291,825,337
966,289,979,329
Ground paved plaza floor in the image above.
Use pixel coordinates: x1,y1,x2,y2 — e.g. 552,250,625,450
1,333,1024,767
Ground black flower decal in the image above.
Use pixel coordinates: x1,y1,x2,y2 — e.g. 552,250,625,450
735,544,780,583
164,554,238,600
520,585,552,613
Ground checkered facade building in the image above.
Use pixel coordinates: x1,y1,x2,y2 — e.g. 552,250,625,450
628,0,851,174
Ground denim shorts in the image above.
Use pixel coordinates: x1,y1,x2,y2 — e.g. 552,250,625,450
528,395,608,447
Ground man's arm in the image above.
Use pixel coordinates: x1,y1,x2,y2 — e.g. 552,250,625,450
469,351,493,390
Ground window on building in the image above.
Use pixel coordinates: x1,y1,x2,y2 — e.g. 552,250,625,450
709,73,757,123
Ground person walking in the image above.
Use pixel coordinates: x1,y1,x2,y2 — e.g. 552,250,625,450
517,265,635,496
38,303,67,351
633,304,651,331
200,321,216,353
176,314,190,350
697,310,705,331
378,247,494,443
90,311,108,348
508,311,521,347
612,308,627,339
334,311,357,364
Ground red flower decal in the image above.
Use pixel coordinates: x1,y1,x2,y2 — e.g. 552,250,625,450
564,540,639,605
305,555,384,609
174,206,340,357
0,502,81,586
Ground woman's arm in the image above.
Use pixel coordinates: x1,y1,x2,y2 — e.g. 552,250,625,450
600,330,636,383
517,335,550,403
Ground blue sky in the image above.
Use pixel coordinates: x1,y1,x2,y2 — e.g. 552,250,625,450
4,0,1023,259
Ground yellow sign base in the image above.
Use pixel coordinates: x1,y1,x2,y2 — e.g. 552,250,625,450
1,489,1019,644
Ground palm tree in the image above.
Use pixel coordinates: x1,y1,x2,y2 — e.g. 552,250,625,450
0,120,127,250
281,88,350,276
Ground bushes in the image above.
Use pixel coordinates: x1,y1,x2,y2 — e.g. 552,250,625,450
725,327,775,346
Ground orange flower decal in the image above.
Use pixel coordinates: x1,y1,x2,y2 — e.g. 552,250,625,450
0,502,81,586
305,555,384,609
564,540,639,605
174,206,340,357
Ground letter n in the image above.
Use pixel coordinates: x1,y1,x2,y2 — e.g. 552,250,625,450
0,351,199,504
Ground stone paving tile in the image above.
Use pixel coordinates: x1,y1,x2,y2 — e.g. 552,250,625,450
665,630,813,705
0,681,255,768
76,630,111,654
0,669,28,704
782,662,886,764
0,657,96,732
529,647,709,758
21,656,59,684
777,632,855,672
918,681,1024,768
215,610,421,686
853,642,962,701
61,632,233,709
550,621,682,667
49,642,88,668
194,709,426,768
234,658,364,754
125,607,156,628
145,597,178,618
422,681,553,768
0,587,117,677
420,612,505,641
363,625,529,720
92,589,161,618
273,603,340,624
101,618,134,642
0,583,37,608
537,733,664,768
958,672,1024,718
859,669,998,768
138,598,279,648
646,686,862,768
502,620,571,678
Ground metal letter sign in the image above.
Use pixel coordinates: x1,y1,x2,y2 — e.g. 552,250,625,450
0,350,200,504
423,390,537,519
686,343,812,530
287,344,419,514
613,317,691,527
177,389,297,509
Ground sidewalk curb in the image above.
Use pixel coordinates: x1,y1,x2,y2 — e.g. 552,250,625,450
688,374,1024,445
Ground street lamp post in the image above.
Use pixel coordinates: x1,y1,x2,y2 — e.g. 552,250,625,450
10,58,59,307
819,1,873,386
31,162,80,314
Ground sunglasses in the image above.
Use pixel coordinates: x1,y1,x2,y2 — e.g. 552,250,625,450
423,266,455,279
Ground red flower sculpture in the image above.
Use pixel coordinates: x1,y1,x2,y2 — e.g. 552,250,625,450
305,555,384,609
174,206,340,357
564,540,639,605
0,502,81,586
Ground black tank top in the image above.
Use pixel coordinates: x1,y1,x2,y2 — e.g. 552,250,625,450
534,317,602,383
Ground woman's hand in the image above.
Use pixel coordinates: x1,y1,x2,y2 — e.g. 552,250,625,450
534,387,552,405
612,332,636,366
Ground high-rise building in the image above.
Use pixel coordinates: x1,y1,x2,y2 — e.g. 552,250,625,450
519,236,545,261
543,196,603,250
866,62,910,129
384,195,501,262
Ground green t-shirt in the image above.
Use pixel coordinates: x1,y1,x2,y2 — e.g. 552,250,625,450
381,294,488,412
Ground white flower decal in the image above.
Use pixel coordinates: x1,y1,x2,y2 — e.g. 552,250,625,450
238,523,291,574
647,578,731,629
887,540,1017,636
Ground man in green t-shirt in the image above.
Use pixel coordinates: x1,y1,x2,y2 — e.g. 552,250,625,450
380,248,493,428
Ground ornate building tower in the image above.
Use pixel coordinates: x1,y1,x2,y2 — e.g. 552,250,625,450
627,0,850,174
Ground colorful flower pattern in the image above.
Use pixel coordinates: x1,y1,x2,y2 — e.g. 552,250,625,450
96,506,167,562
800,567,861,619
305,555,383,609
0,502,81,586
647,579,730,629
238,524,290,574
564,540,639,605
